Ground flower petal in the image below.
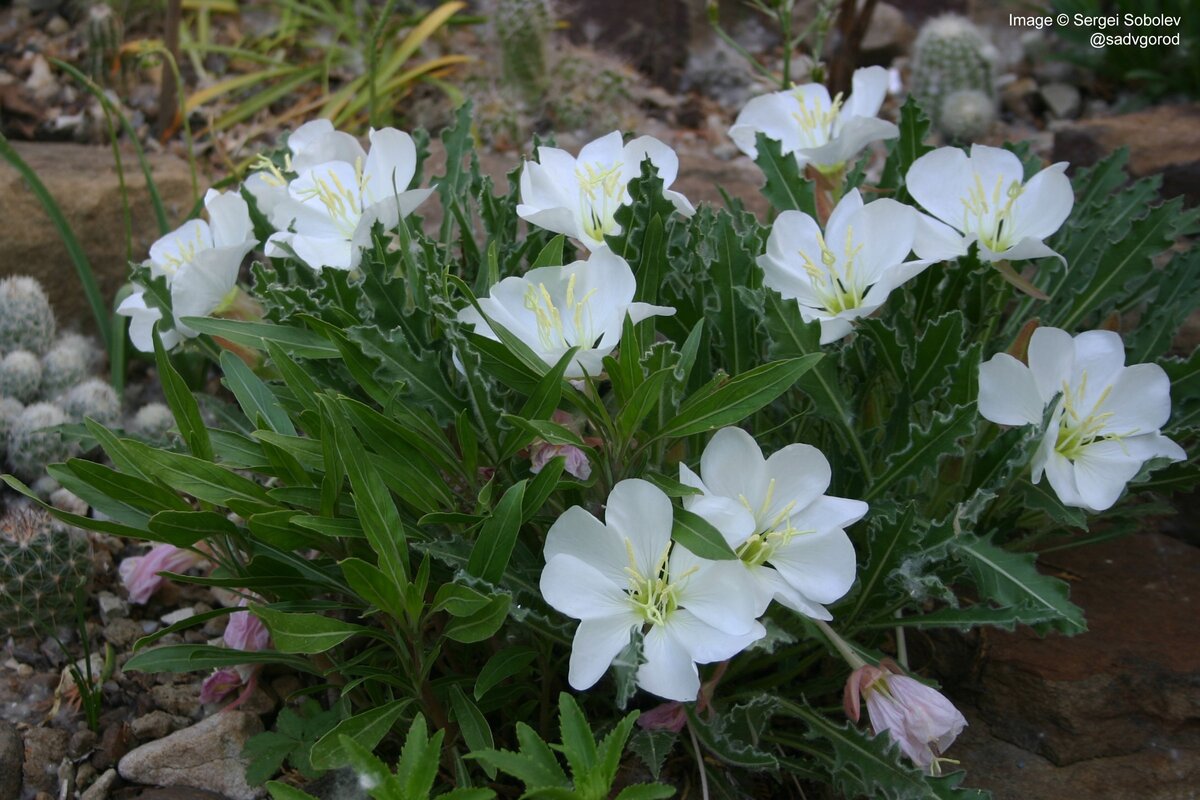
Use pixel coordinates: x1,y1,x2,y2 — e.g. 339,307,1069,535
568,613,640,691
363,128,418,202
762,443,831,524
1099,362,1173,434
544,506,629,587
637,624,700,702
1010,162,1073,242
697,427,769,514
605,479,674,578
907,147,973,232
729,92,801,159
769,526,857,605
622,135,680,187
979,353,1043,426
1028,327,1076,403
1071,440,1144,512
667,609,765,664
540,554,631,620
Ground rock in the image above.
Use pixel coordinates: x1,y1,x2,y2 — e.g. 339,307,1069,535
161,608,195,626
80,768,117,800
860,2,914,64
1000,76,1039,121
0,143,194,335
1052,104,1200,205
121,789,232,800
98,592,129,624
1039,82,1081,119
69,728,97,759
0,720,21,800
56,758,75,800
973,532,1200,766
150,683,201,718
118,711,264,800
92,722,133,771
130,710,190,741
22,726,69,794
103,618,145,649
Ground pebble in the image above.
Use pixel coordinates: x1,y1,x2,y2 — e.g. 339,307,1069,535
97,592,128,624
79,768,117,800
150,683,201,718
130,710,190,741
103,618,144,649
1040,82,1082,120
0,721,21,800
118,711,264,800
161,608,196,626
69,728,97,759
22,727,68,794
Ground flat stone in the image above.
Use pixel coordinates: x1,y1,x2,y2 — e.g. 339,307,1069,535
80,768,118,800
130,710,191,741
0,720,21,800
97,592,127,624
973,531,1200,766
118,711,263,800
1052,103,1200,205
149,683,201,719
22,726,68,794
1039,82,1081,119
103,618,144,649
0,143,194,335
160,608,196,626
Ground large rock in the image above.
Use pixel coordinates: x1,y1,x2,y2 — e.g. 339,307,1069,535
0,720,21,800
22,725,68,794
1052,104,1200,205
118,711,264,800
0,142,194,334
963,531,1200,772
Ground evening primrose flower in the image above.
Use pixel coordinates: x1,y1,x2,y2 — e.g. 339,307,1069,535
758,189,931,344
906,144,1074,263
517,131,695,251
978,327,1185,512
244,119,369,217
844,662,968,775
116,289,180,353
540,479,764,702
265,127,433,270
729,66,897,174
456,248,674,378
680,427,867,620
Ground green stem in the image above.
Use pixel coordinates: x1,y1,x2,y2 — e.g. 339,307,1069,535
813,619,867,669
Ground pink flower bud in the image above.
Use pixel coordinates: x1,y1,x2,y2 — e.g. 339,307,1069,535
118,544,204,604
530,442,592,480
636,701,687,732
844,662,967,775
199,667,242,705
224,605,270,653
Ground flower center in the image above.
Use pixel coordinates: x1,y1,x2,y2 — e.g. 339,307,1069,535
575,161,625,243
961,172,1024,252
1054,373,1122,461
522,273,598,351
623,539,694,628
734,478,811,568
296,160,367,238
790,89,844,151
797,225,867,315
159,224,207,276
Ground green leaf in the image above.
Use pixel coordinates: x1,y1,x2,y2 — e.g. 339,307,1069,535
752,132,816,216
617,368,673,439
614,786,675,800
397,714,444,799
708,210,762,377
123,644,315,674
846,503,918,626
531,234,566,267
449,686,495,778
908,312,966,400
180,316,340,358
866,405,977,501
671,508,737,560
443,594,510,644
474,647,537,701
154,328,211,460
340,558,406,620
628,730,677,781
148,510,238,548
123,442,274,506
470,722,568,790
1019,478,1089,530
310,701,410,771
266,781,320,800
954,534,1087,635
220,351,296,435
502,416,586,448
338,736,393,798
657,355,822,440
877,97,933,206
433,583,491,616
467,480,527,584
557,692,597,783
251,605,368,653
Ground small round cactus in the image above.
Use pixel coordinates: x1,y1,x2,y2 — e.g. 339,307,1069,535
0,397,23,462
0,350,43,404
60,378,121,428
129,402,176,442
911,15,996,134
939,89,997,141
0,506,93,637
495,0,553,107
42,334,101,398
5,402,75,483
0,276,57,356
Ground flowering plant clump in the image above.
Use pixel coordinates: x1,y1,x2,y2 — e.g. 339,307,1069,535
8,89,1195,800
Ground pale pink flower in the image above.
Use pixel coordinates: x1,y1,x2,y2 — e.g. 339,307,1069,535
224,606,270,652
201,601,271,708
199,667,242,705
844,663,967,775
530,443,592,480
118,544,205,604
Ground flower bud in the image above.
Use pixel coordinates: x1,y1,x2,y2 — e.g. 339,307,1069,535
119,544,205,604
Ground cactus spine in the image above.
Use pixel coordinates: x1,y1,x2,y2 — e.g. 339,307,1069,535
0,507,92,637
0,276,56,356
495,0,553,106
911,15,996,136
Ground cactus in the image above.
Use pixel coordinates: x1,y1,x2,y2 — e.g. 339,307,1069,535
0,276,56,356
84,2,123,82
939,89,997,141
60,378,121,428
0,506,92,637
0,351,43,403
5,402,75,483
494,0,553,107
911,14,995,133
42,334,102,398
129,402,175,442
0,397,23,462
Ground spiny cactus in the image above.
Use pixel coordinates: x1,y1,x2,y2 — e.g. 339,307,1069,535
911,14,996,134
495,0,553,107
0,506,92,637
0,276,56,356
60,378,121,428
42,334,102,398
940,89,996,141
5,402,75,483
129,402,175,442
0,397,23,462
0,350,43,403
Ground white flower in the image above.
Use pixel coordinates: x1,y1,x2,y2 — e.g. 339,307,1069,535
456,248,674,379
729,66,898,173
758,189,933,344
540,479,764,702
116,289,180,353
244,119,368,217
845,664,968,775
906,144,1074,263
978,327,1186,512
681,427,867,620
265,127,433,271
517,131,695,251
